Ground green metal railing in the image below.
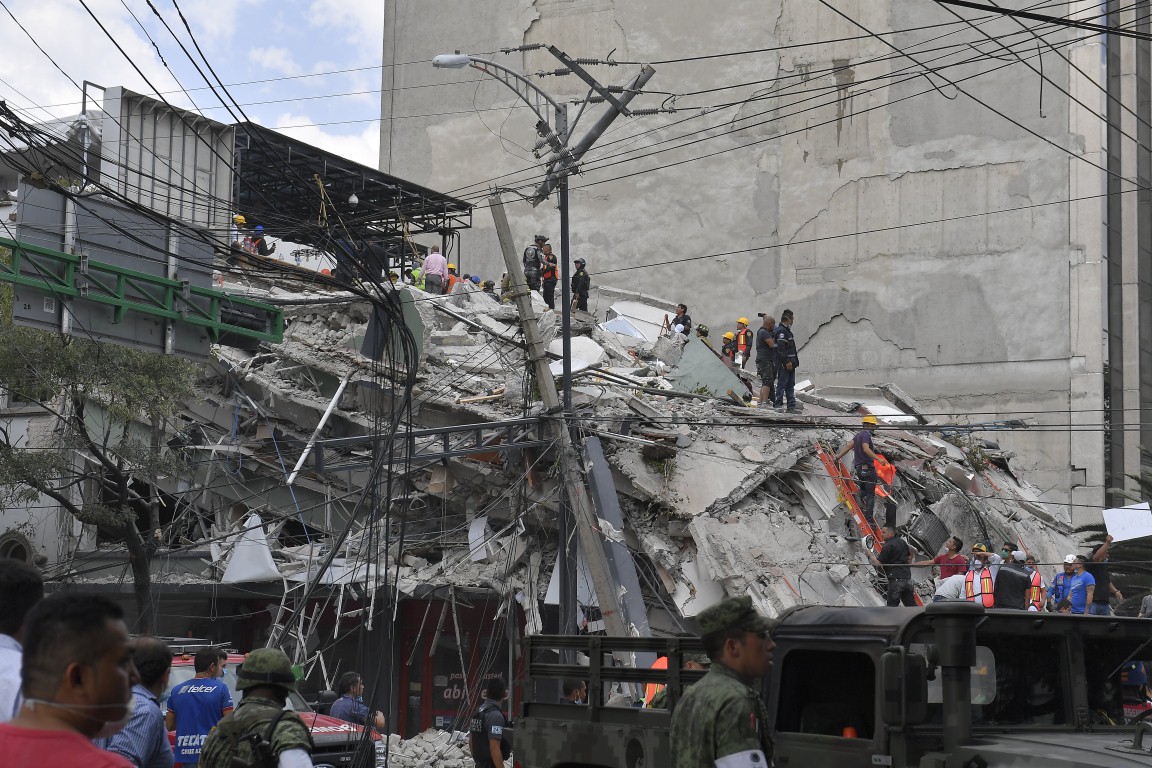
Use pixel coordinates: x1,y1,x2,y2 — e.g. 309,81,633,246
0,236,283,344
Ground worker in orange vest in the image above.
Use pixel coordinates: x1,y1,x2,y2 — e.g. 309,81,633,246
1025,554,1046,611
644,657,669,707
445,263,459,294
874,453,897,528
733,318,753,369
964,544,995,607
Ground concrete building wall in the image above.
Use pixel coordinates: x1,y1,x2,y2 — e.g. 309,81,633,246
380,0,1151,518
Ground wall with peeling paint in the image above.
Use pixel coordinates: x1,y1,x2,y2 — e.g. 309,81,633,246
380,0,1134,518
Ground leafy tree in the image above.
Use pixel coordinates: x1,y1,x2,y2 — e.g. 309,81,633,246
0,277,197,632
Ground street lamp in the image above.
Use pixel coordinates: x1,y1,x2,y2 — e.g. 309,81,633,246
434,50,579,633
432,52,575,412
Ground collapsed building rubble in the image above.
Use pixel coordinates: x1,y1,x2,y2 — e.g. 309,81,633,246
19,261,1081,750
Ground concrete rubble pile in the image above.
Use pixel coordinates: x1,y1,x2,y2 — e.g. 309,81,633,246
43,269,1079,765
187,275,1078,625
378,730,474,768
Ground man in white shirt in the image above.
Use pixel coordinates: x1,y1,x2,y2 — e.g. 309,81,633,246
0,559,45,722
932,573,967,602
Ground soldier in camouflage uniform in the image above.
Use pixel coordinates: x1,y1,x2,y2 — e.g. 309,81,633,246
199,648,313,768
669,595,775,768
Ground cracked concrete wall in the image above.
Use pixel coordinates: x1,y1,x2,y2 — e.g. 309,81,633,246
381,1,1114,516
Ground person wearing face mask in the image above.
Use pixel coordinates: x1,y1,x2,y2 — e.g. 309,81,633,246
328,672,385,730
965,544,996,608
0,592,138,768
96,637,173,768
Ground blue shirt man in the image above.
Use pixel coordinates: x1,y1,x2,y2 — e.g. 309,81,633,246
329,672,385,730
98,683,173,768
166,649,233,765
97,636,174,768
1068,560,1096,615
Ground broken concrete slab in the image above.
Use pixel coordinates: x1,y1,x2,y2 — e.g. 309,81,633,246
664,338,746,397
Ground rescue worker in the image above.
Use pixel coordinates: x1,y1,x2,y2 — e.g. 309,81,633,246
198,648,313,768
423,246,447,295
834,415,885,527
1047,554,1078,608
230,214,247,251
669,596,774,768
540,243,559,309
523,235,546,291
251,226,276,256
670,304,692,337
993,551,1032,610
772,309,801,412
965,544,995,607
874,452,897,527
469,677,510,768
865,524,917,606
695,324,709,339
446,264,459,294
754,314,775,407
733,318,753,369
648,654,709,709
571,258,590,312
1025,555,1046,611
482,280,496,295
721,332,737,363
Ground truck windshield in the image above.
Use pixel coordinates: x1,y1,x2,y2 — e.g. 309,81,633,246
912,633,1067,727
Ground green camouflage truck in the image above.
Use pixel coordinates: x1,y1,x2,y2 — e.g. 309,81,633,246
514,602,1152,767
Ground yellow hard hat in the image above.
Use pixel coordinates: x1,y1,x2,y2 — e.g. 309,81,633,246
447,263,457,270
862,415,879,426
737,317,749,325
233,214,246,225
723,331,735,340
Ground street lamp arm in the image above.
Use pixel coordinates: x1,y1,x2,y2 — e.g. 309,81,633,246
465,56,567,131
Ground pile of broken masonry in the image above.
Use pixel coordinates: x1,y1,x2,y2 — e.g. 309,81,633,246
209,271,1079,624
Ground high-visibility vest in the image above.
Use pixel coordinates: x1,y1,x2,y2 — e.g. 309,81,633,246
644,657,668,706
541,254,557,281
446,274,458,293
875,455,896,497
1028,570,1045,611
965,569,995,607
736,328,752,355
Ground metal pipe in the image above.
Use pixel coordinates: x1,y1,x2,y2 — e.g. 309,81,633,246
286,373,352,486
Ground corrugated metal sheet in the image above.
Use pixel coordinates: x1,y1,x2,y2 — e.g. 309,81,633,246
99,87,234,232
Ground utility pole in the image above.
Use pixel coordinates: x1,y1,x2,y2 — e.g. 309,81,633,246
433,49,659,639
490,193,628,638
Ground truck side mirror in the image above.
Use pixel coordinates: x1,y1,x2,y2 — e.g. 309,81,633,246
880,649,928,727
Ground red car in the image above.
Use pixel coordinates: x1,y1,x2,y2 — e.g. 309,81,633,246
165,648,383,767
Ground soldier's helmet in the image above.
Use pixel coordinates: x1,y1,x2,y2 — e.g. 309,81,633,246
236,648,297,693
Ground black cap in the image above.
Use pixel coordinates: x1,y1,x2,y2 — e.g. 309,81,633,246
535,234,549,242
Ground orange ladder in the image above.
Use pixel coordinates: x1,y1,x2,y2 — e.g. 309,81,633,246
814,443,883,552
814,444,924,606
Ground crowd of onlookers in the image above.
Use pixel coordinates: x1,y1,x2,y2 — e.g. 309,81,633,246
0,560,385,768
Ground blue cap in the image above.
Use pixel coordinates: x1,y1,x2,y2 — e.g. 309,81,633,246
255,225,264,232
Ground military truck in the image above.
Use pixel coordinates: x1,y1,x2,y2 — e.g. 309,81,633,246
513,602,1152,767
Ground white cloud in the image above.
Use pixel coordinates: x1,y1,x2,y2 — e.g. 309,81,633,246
272,111,379,167
249,47,304,77
306,0,383,52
